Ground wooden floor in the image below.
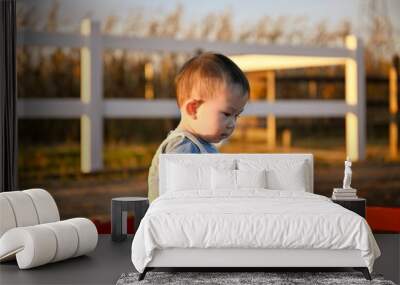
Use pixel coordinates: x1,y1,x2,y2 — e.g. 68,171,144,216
0,234,398,285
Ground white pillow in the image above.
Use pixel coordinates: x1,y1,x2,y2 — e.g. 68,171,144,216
237,159,309,191
267,167,307,191
237,169,267,189
211,168,267,190
165,158,236,193
167,162,211,191
211,168,236,190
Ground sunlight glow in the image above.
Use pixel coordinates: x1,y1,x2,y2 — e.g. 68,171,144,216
229,54,347,71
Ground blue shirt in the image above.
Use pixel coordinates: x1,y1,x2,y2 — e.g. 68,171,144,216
164,131,219,154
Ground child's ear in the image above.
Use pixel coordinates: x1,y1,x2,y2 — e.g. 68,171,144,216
186,99,203,119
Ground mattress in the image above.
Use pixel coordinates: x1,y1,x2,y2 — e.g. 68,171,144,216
131,190,380,273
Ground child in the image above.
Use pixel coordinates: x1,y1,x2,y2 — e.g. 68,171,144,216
148,52,250,203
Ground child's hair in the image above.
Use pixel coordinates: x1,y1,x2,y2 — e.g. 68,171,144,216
175,52,250,108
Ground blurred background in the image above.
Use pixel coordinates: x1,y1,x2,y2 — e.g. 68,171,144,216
16,0,399,232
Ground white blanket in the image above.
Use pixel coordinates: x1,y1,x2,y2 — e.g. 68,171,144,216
131,190,380,273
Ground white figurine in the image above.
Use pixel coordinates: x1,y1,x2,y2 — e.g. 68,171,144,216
342,156,352,189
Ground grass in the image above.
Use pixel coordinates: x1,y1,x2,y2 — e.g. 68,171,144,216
18,142,159,185
18,137,398,186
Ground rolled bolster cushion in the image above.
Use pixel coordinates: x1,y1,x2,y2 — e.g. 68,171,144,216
65,218,98,257
0,226,57,269
0,218,98,269
42,221,79,263
0,191,39,228
23,188,60,224
0,196,17,237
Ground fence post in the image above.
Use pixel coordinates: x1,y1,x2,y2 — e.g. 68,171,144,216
282,129,291,150
345,35,366,161
144,62,154,100
80,19,104,172
266,71,276,149
389,55,399,160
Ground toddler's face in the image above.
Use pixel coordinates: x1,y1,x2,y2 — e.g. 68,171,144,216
194,85,248,143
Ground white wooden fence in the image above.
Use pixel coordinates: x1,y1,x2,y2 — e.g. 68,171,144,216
17,19,366,172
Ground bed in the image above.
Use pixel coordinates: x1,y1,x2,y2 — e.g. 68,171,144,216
131,153,380,281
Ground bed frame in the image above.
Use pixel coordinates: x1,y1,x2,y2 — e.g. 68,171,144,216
139,154,371,281
140,248,370,280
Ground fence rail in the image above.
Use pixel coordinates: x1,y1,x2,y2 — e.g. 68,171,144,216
17,19,366,172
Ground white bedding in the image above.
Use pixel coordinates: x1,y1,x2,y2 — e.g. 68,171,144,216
131,190,380,273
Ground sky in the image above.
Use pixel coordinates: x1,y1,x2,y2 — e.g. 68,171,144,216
17,0,400,50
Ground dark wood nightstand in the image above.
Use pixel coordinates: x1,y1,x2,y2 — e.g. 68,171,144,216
331,198,366,218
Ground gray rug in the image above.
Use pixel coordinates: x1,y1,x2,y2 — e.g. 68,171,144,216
116,271,395,285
